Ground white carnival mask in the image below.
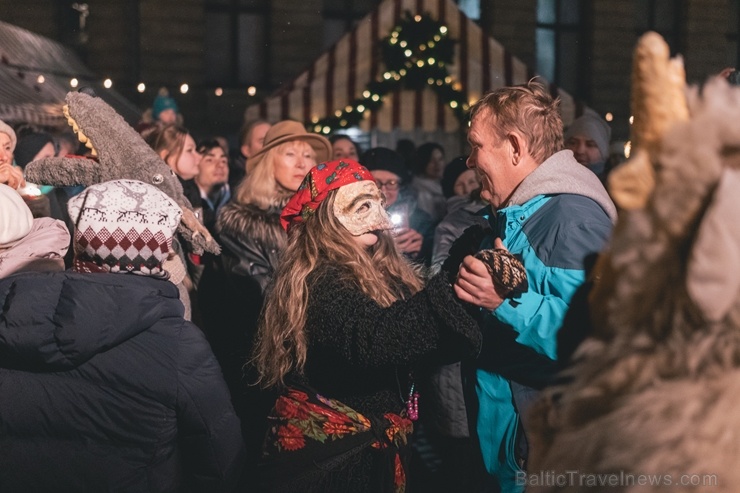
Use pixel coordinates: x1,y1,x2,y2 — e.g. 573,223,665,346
333,180,392,236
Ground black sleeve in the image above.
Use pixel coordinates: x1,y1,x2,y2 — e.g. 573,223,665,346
305,268,482,369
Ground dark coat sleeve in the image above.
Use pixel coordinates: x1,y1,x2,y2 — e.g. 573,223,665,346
305,267,482,370
176,321,246,492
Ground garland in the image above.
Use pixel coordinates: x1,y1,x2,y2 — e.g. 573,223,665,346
311,11,468,134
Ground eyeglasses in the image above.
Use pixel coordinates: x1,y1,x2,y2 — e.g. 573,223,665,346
375,179,400,191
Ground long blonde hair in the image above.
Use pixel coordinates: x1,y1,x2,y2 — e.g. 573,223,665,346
235,140,315,210
252,190,424,388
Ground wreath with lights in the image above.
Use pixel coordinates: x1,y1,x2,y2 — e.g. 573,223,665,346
311,11,468,134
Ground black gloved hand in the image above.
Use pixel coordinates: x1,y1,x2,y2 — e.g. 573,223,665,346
440,224,487,283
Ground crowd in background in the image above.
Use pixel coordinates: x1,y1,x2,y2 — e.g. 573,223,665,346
0,79,622,493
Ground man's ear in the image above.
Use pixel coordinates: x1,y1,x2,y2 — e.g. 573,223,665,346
240,143,250,159
507,131,527,165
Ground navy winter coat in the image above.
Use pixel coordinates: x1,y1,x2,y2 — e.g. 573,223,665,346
0,271,245,493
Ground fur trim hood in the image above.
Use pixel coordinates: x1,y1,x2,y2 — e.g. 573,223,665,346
216,202,286,251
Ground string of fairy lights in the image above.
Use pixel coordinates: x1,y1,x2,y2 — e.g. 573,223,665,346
310,11,469,134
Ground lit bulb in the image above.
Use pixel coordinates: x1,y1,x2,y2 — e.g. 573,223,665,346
450,101,459,109
180,83,189,94
414,15,421,22
440,26,448,34
416,60,424,67
363,90,371,98
400,41,407,48
137,82,146,93
322,126,331,134
357,105,366,112
404,49,412,57
215,87,223,96
629,115,634,124
428,58,435,64
335,110,342,117
624,141,632,158
371,94,380,102
103,78,112,88
247,86,257,96
37,75,45,84
605,112,613,122
70,78,78,88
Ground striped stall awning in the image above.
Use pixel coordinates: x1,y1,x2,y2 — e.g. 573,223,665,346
0,21,140,129
245,0,578,133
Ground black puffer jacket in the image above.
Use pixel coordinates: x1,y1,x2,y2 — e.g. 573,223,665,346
0,271,245,493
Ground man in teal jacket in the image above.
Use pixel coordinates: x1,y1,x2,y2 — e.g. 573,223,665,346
454,81,617,492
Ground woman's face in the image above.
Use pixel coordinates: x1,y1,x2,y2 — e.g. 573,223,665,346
33,142,56,162
370,169,401,206
425,148,446,180
168,134,200,180
273,140,316,192
0,133,13,167
453,169,480,197
332,138,358,161
196,146,229,191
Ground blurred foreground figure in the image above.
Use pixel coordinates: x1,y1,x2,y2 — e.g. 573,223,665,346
529,32,740,493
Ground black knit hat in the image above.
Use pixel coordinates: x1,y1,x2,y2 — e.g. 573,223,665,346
441,156,470,198
14,132,55,169
359,147,412,185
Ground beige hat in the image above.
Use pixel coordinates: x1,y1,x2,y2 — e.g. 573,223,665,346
0,184,33,246
246,120,331,174
0,119,17,151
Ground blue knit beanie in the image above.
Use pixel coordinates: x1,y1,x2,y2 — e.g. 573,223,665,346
153,94,179,121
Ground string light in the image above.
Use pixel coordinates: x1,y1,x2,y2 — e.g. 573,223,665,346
311,12,466,134
37,75,45,83
214,87,223,96
103,78,112,88
70,78,78,88
605,112,613,122
180,83,189,94
247,86,257,96
137,82,146,93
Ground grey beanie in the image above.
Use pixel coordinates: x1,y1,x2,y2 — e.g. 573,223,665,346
564,114,611,161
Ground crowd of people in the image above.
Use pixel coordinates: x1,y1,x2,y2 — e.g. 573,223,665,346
0,78,624,493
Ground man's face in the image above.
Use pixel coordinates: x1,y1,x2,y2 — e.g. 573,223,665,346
196,146,229,190
244,122,271,158
565,134,603,167
466,110,515,208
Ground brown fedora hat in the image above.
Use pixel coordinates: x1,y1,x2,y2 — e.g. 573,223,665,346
246,120,332,174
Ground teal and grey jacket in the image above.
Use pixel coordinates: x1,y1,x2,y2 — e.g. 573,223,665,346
475,150,617,492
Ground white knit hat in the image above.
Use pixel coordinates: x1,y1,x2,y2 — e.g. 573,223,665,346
0,183,33,246
67,179,182,278
0,119,17,151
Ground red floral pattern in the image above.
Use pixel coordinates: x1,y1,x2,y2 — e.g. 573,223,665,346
264,387,412,493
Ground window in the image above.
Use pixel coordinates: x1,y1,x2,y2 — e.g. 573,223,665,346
635,0,683,54
322,0,380,49
456,0,480,21
204,0,268,87
535,0,585,97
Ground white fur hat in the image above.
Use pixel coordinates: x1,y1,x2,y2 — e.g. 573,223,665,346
0,119,17,151
0,183,33,246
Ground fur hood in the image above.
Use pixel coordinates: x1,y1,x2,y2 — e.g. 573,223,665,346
216,201,286,252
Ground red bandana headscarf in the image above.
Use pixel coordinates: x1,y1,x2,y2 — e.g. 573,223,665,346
280,159,374,231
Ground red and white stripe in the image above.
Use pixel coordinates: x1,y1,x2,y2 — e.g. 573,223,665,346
246,0,577,131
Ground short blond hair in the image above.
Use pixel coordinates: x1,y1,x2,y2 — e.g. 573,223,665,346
469,80,563,163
